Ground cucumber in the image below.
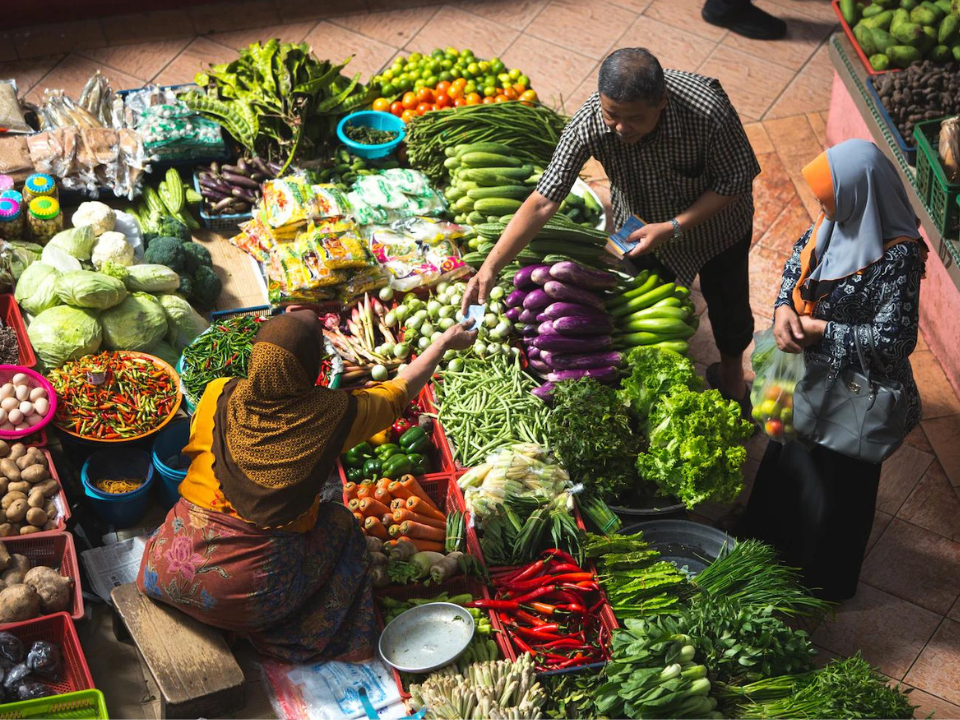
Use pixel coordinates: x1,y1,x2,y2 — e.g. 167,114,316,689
443,156,461,170
459,152,524,169
458,166,534,183
466,211,485,224
454,196,475,212
445,186,465,202
454,180,480,191
454,142,515,157
466,185,532,200
474,197,523,214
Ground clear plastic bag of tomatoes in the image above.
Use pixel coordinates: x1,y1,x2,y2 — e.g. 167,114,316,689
750,326,805,443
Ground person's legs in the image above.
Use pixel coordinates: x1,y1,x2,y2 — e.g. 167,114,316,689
702,0,787,40
698,230,754,401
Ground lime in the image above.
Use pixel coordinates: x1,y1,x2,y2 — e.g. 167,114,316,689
508,68,521,80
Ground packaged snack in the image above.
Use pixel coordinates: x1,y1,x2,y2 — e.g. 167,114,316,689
260,174,317,230
303,222,370,271
311,184,352,219
229,218,274,263
337,265,389,303
269,236,346,293
346,192,390,225
380,168,432,196
393,216,468,244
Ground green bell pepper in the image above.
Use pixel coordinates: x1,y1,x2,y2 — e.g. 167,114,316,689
346,467,365,483
375,443,403,460
406,452,428,475
399,427,429,454
362,458,383,480
342,442,373,469
381,453,414,480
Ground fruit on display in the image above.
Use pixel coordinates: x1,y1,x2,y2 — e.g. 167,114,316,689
750,380,796,441
840,0,960,70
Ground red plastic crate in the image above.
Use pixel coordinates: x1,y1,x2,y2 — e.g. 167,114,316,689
0,295,36,369
25,450,70,538
420,383,459,472
0,613,94,696
0,533,83,623
832,0,900,77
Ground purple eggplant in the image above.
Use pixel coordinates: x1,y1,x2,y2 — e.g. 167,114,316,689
527,346,541,359
532,335,612,352
518,309,538,324
531,383,556,402
543,281,604,310
529,358,551,374
541,350,623,370
514,265,547,290
522,324,539,338
506,289,528,308
554,315,613,336
531,266,553,285
549,261,618,290
542,302,609,321
547,367,618,383
538,320,555,336
522,289,551,311
535,312,550,323
505,307,521,322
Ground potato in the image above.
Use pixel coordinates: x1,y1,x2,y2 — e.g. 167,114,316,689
42,501,55,517
27,451,46,469
24,509,45,528
8,445,25,462
1,492,26,509
20,466,47,484
0,584,40,624
26,490,43,509
24,566,72,613
0,441,10,458
1,554,30,584
7,482,29,495
0,479,8,496
0,461,20,483
0,524,14,538
6,500,27,524
34,480,59,498
14,455,32,471
0,541,10,572
18,526,38,535
41,521,55,531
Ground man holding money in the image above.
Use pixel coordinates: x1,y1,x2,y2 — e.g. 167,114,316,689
461,47,761,409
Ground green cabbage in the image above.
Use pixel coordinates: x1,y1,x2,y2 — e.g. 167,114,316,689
158,294,209,351
144,340,180,366
40,245,81,274
56,270,127,310
27,306,102,369
100,292,168,351
45,226,96,261
15,262,61,316
9,241,42,280
124,264,180,293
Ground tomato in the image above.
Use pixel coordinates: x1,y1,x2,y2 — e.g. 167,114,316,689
465,92,481,105
401,92,418,110
434,92,451,108
416,102,432,116
454,97,468,107
416,87,435,104
503,87,518,100
508,68,521,80
764,419,784,438
372,98,391,112
452,77,467,90
759,399,781,419
390,101,404,117
401,109,417,124
448,85,463,100
482,96,496,104
765,386,782,401
781,408,793,425
436,80,451,94
494,94,510,103
520,89,539,103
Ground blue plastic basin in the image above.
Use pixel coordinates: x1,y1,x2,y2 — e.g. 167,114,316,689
336,111,405,160
81,448,155,529
152,419,191,510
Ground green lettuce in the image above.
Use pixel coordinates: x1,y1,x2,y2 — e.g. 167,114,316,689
27,306,102,369
618,347,702,423
636,388,753,509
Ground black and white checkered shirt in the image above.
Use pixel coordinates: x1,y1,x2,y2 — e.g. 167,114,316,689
537,70,760,285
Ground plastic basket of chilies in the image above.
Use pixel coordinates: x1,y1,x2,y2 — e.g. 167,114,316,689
0,689,108,719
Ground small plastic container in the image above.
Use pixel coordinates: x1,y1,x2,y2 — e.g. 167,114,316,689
0,174,14,192
80,448,155,528
27,197,62,244
0,196,24,240
336,111,405,160
1,188,23,206
23,173,57,204
151,418,190,509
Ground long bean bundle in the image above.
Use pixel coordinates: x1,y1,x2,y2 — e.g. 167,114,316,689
405,103,569,181
180,316,264,403
433,355,552,467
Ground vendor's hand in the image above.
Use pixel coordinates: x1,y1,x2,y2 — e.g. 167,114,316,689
440,321,478,351
773,305,805,353
798,316,827,347
461,268,495,315
627,222,674,257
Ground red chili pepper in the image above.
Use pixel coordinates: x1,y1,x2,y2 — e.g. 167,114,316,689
542,639,588,650
589,599,606,614
525,602,557,616
466,599,519,611
509,626,567,643
541,548,579,565
558,582,599,593
505,585,557,604
502,572,594,592
511,633,536,657
514,609,548,627
557,603,587,614
510,559,547,583
543,563,584,575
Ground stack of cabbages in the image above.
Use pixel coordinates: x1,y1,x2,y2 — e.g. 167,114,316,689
17,203,210,370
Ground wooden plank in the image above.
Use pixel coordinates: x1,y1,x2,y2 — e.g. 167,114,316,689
111,584,245,719
192,228,268,313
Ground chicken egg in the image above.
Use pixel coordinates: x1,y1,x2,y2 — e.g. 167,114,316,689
28,387,45,402
0,384,13,400
0,409,8,425
1,397,18,412
11,373,27,386
18,401,32,417
13,424,27,432
1,423,14,431
33,398,49,417
25,413,43,427
8,409,23,425
14,385,28,401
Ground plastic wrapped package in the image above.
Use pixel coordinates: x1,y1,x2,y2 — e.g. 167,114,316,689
267,278,337,308
392,216,468,245
311,184,352,219
300,221,371,271
267,238,347,294
750,325,804,443
25,642,61,680
230,216,275,263
137,103,225,161
337,265,389,304
260,174,318,232
0,81,31,135
365,226,425,291
0,633,23,665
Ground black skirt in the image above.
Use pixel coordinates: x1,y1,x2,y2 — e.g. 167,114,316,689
737,440,881,601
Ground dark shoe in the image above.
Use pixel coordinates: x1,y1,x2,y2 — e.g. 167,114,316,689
707,362,755,426
702,2,788,40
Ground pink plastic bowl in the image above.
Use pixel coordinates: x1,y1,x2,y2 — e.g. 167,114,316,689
0,365,57,441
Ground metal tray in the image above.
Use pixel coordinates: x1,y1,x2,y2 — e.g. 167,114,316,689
620,519,735,576
378,602,475,674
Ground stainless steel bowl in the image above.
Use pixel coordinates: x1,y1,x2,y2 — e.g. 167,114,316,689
378,602,475,674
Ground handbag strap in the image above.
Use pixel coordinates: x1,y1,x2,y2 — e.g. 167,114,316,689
853,327,872,380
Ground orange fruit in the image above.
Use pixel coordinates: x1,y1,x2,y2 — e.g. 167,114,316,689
401,109,417,123
465,92,482,105
401,92,418,110
372,97,391,112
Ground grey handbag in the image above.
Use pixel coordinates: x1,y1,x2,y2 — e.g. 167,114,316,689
793,329,907,464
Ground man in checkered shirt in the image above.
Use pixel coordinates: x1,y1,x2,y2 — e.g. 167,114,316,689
462,47,761,408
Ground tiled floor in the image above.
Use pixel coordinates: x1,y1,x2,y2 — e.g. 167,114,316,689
5,0,960,715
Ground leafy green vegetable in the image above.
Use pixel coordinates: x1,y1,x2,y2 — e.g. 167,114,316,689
56,270,127,310
27,306,102,369
549,378,641,501
45,226,96,262
15,262,61,316
100,292,168,351
618,346,703,423
636,388,753,508
387,560,421,585
158,294,209,351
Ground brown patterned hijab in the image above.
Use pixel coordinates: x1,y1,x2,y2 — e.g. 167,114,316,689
210,312,356,528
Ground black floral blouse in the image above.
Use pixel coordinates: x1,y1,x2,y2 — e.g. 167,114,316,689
775,227,923,432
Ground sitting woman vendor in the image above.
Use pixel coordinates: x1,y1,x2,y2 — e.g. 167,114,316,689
136,311,477,663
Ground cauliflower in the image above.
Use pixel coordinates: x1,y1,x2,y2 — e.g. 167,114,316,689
71,202,116,236
91,232,135,270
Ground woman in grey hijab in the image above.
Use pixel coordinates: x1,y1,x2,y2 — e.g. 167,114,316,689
738,140,925,601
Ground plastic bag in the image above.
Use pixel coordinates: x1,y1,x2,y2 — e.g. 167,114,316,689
0,633,23,664
0,81,31,135
260,174,317,231
750,325,804,443
939,117,960,183
26,641,61,680
311,184,352,219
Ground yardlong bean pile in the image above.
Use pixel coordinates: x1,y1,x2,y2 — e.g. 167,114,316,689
433,355,552,467
405,102,569,181
180,316,265,402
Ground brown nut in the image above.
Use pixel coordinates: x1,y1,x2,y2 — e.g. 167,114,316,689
0,524,14,537
0,460,21,483
27,490,43,509
34,480,59,498
7,482,29,495
18,526,39,535
8,445,26,462
1,492,26,509
6,499,28,523
25,508,46,527
21,466,48,484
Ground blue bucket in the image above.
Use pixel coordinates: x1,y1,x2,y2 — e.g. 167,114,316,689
152,419,190,510
81,448,155,529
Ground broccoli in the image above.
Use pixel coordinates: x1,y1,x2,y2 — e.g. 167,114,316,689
182,242,212,274
144,236,188,274
178,274,195,300
157,215,191,243
190,266,222,310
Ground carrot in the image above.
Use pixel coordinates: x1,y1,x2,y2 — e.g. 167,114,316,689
381,513,395,528
384,539,399,548
387,481,412,500
359,497,391,517
393,508,445,530
402,537,445,552
356,483,376,500
344,482,359,500
400,520,445,541
364,517,389,540
347,498,362,513
388,524,404,538
376,477,393,491
399,475,438,511
390,498,406,512
374,488,393,506
406,496,445,522
352,512,365,525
